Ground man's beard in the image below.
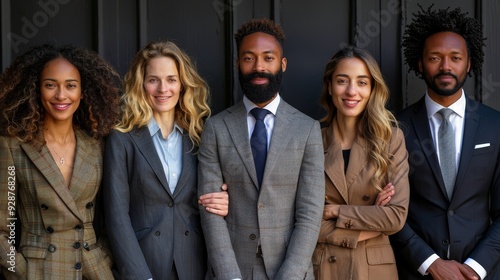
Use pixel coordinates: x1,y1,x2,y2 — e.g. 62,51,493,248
423,70,467,97
239,69,283,104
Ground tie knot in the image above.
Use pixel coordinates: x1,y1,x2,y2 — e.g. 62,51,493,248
438,108,453,120
251,108,270,121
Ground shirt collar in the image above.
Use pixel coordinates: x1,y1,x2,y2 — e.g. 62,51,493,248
243,93,281,116
425,89,466,119
147,117,183,138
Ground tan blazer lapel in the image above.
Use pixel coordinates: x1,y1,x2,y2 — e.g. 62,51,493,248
21,136,83,220
345,136,369,190
68,130,101,205
323,124,349,203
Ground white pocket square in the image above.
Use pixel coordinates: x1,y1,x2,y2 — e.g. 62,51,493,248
474,143,490,149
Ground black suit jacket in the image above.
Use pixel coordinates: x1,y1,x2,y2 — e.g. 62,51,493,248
391,96,500,279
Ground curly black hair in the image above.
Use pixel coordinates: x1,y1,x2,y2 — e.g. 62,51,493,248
234,18,286,53
0,44,121,142
403,4,485,78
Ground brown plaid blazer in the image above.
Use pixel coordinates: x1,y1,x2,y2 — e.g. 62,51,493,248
0,130,113,280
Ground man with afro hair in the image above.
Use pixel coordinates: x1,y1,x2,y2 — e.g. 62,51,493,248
198,18,324,279
390,5,500,280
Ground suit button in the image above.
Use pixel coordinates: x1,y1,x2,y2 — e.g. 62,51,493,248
448,210,454,216
48,244,56,252
362,194,370,201
75,224,83,231
249,234,256,240
185,231,189,236
155,231,160,236
47,226,54,233
442,239,450,246
73,242,81,249
328,256,337,263
168,202,174,207
258,203,266,210
74,263,82,269
86,202,94,209
83,242,89,250
41,204,49,210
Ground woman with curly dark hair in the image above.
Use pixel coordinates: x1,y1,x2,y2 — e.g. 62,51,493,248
0,44,120,279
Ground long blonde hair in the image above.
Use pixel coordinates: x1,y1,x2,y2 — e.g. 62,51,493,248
116,41,210,147
320,46,398,191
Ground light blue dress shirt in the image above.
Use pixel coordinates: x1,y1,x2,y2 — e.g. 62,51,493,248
147,118,183,194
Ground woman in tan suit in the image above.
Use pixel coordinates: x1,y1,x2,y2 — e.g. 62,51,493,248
0,44,121,279
313,46,410,280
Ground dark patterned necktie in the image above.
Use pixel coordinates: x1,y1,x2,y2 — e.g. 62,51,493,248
250,108,270,187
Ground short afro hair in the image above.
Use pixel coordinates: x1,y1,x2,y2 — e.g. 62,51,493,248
234,18,286,53
403,4,485,78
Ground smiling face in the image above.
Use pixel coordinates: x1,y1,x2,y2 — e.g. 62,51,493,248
419,31,471,103
40,57,82,125
329,57,372,120
143,56,181,119
237,32,287,106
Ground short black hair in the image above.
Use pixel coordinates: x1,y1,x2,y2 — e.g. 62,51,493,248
234,18,286,53
403,4,485,78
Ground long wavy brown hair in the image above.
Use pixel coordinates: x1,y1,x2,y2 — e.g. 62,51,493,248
320,46,398,192
0,44,121,143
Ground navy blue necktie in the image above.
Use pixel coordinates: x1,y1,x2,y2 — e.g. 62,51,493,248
250,108,270,187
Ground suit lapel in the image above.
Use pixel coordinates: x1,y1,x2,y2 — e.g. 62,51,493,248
130,127,172,196
224,102,259,188
264,101,294,186
20,137,82,220
454,97,480,197
172,133,195,198
323,123,349,203
67,130,101,203
410,98,448,198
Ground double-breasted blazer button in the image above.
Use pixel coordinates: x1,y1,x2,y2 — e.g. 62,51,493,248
46,226,54,233
73,242,81,249
328,256,337,263
168,202,174,207
74,263,82,269
75,224,83,231
86,202,94,209
362,194,370,201
448,210,454,216
185,231,189,236
48,244,56,252
41,204,48,210
155,231,160,236
83,242,89,250
249,234,256,240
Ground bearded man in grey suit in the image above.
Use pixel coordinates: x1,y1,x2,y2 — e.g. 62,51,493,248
198,18,325,280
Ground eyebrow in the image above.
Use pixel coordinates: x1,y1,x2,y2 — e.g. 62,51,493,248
334,73,371,79
42,78,80,83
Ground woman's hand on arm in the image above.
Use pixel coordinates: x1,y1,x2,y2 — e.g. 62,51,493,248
375,183,395,206
323,204,340,220
198,183,229,216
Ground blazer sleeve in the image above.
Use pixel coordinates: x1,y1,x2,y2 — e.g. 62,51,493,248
0,137,27,278
274,120,325,279
198,118,242,279
102,131,152,279
319,128,410,248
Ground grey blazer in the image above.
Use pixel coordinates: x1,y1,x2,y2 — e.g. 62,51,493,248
103,127,206,280
198,100,325,280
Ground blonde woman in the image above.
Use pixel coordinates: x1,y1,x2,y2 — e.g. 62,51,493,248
312,46,409,280
103,41,228,280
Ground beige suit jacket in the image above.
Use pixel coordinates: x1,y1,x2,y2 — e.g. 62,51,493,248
0,130,113,280
313,122,409,280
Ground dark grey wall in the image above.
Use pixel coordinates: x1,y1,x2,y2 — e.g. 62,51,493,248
1,0,499,117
